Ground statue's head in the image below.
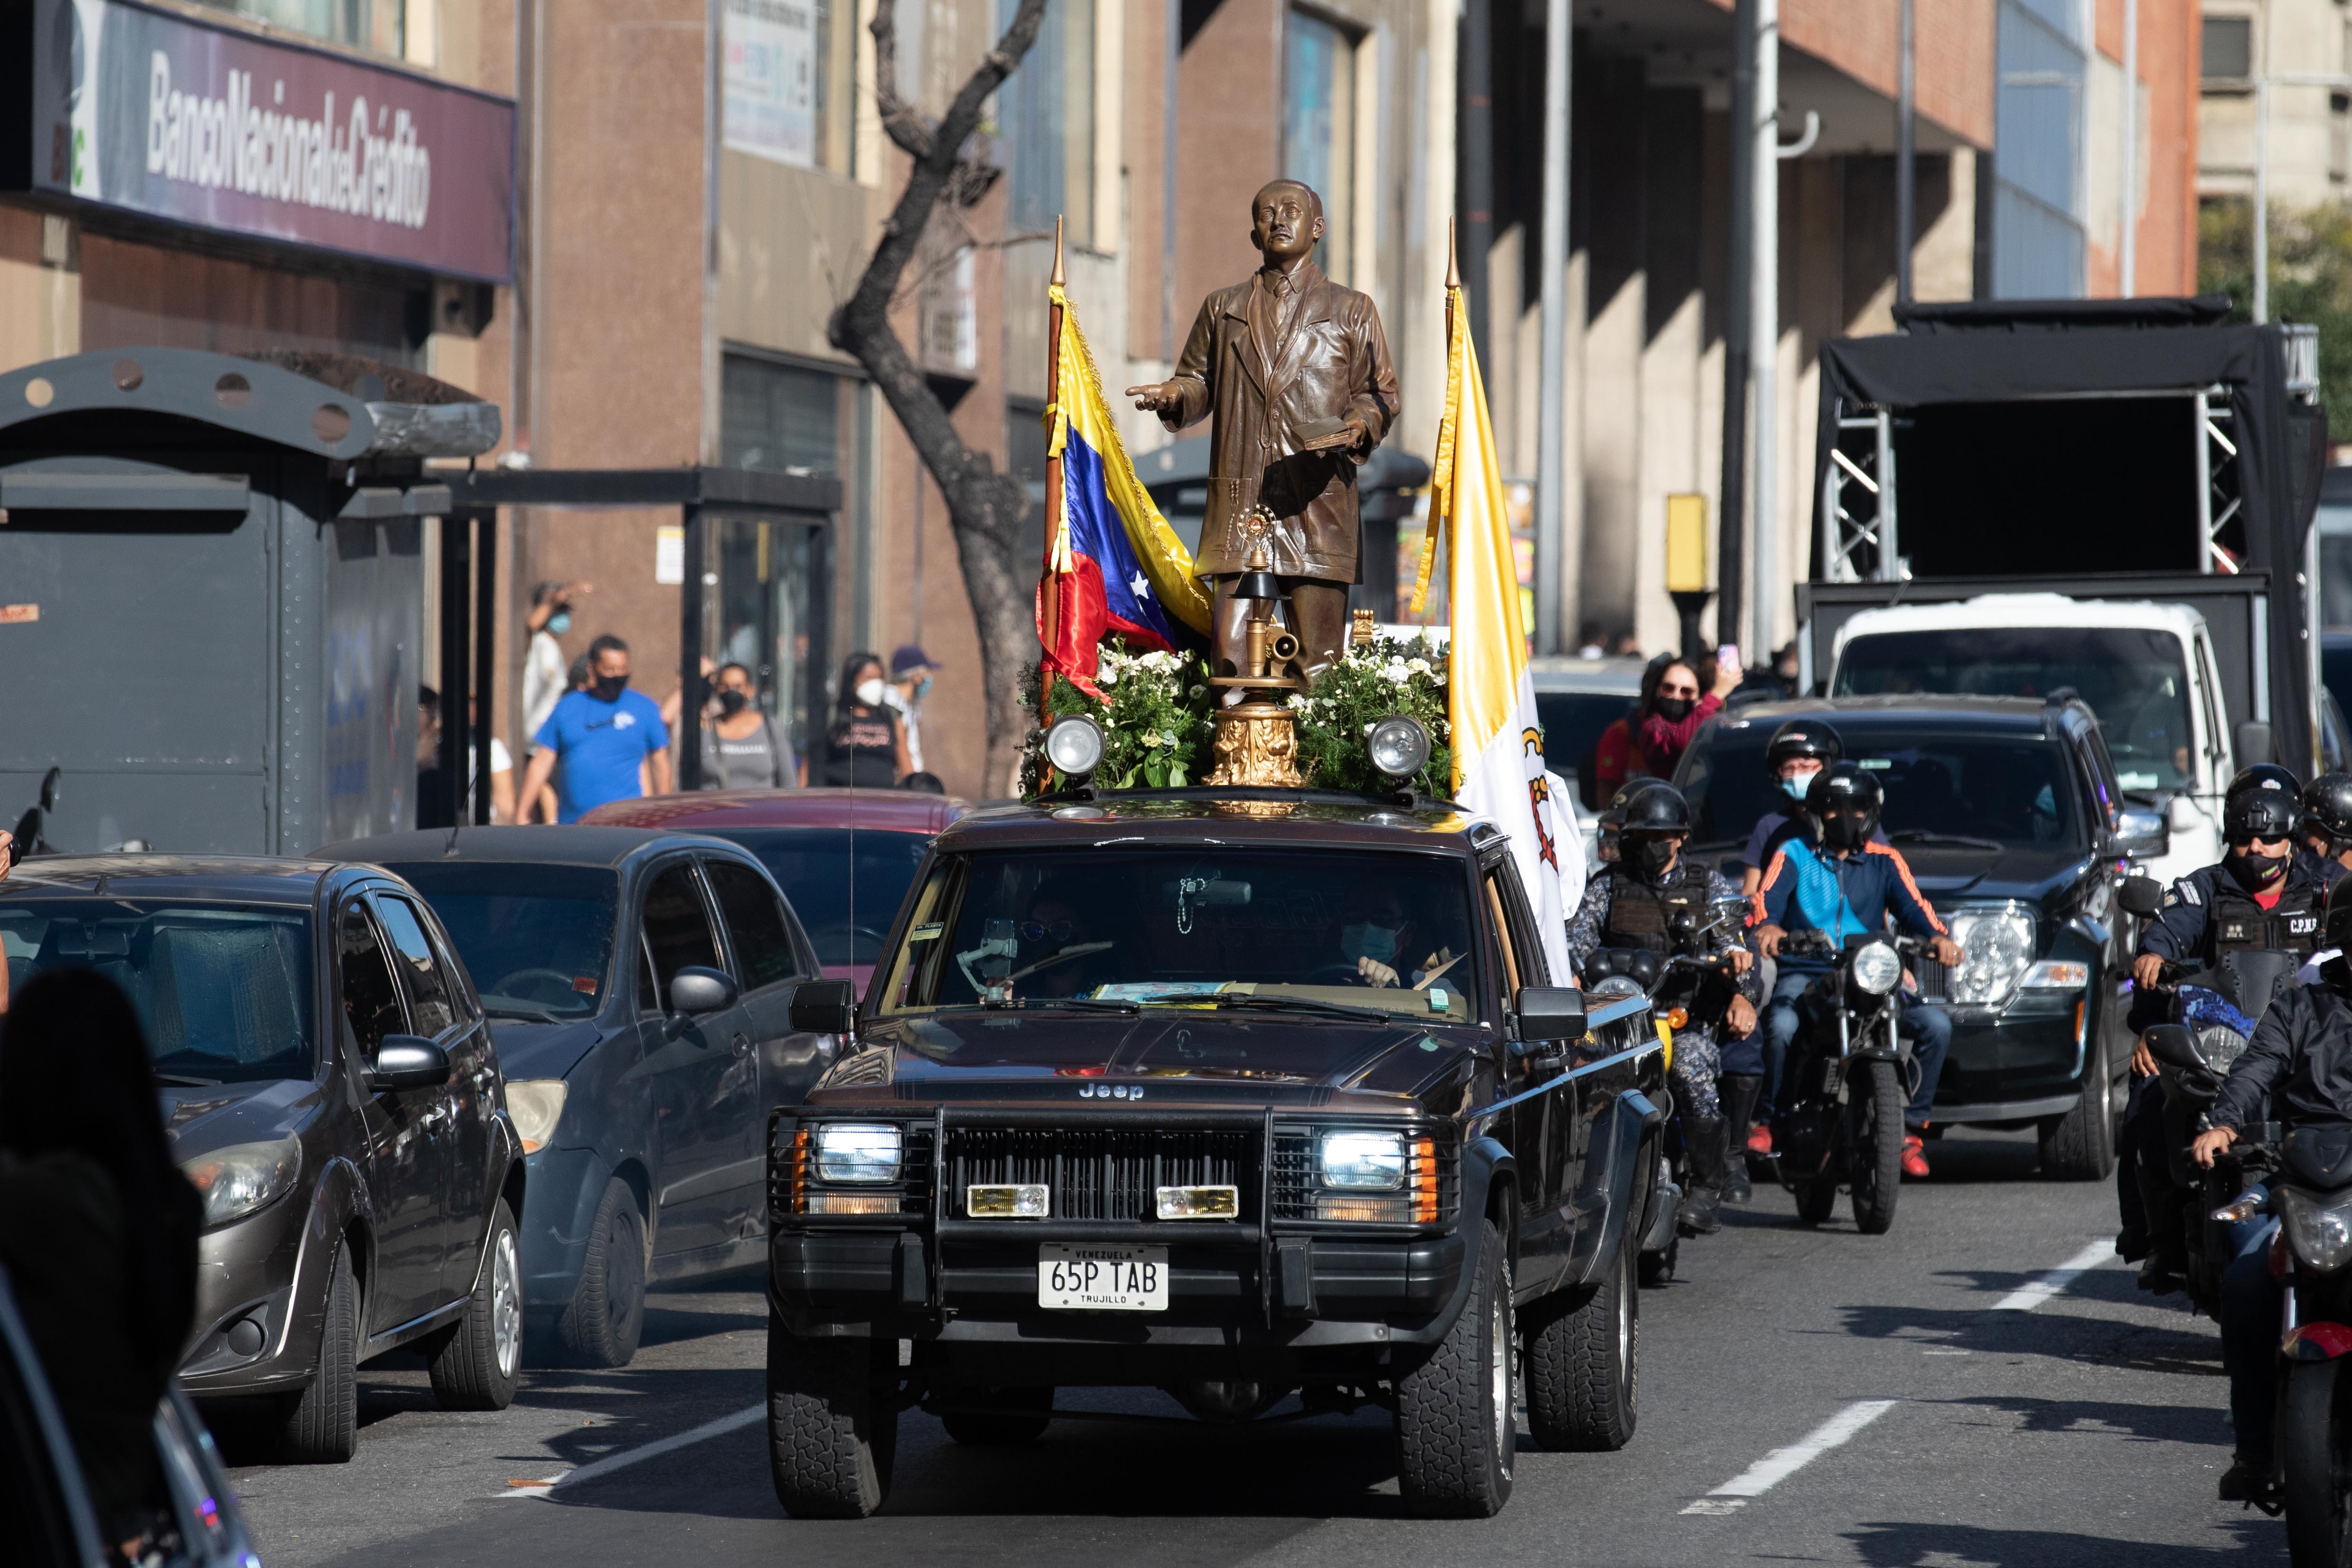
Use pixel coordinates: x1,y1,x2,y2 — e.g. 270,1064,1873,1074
1250,181,1324,264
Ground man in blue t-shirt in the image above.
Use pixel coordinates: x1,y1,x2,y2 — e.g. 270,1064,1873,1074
518,636,672,823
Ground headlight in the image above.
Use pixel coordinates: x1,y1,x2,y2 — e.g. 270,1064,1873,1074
1848,941,1903,996
506,1079,568,1154
2281,1186,2352,1274
813,1122,903,1184
1320,1131,1406,1189
1946,907,2036,1004
1043,715,1105,778
1367,716,1432,780
181,1137,302,1228
2195,1026,2251,1074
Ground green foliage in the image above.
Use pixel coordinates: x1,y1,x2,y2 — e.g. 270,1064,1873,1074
2200,197,2352,436
1293,636,1454,796
1020,642,1217,793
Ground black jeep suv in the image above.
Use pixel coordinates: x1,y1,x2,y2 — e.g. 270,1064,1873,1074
763,790,1667,1520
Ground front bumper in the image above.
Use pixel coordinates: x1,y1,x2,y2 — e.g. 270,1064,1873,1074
516,1145,615,1312
178,1188,323,1398
1930,989,2091,1123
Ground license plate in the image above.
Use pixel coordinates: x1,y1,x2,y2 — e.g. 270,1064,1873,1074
1037,1243,1168,1311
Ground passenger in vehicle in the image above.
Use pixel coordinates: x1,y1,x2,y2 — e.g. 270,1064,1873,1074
0,969,202,1560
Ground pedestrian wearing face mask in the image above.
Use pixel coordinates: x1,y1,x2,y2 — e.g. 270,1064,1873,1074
517,635,673,822
883,646,937,775
698,662,796,789
822,652,914,788
1634,655,1740,780
1566,780,1760,1234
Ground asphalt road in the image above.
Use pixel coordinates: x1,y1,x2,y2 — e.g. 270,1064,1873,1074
216,1125,2282,1567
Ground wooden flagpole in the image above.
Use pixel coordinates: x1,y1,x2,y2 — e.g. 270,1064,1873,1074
1039,215,1066,737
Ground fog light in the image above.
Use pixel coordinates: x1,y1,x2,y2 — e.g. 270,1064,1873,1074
968,1183,1049,1218
1155,1185,1239,1220
1367,715,1431,780
807,1191,900,1216
1044,715,1106,778
1315,1194,1412,1223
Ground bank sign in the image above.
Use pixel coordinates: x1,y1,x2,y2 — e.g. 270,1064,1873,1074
20,0,515,283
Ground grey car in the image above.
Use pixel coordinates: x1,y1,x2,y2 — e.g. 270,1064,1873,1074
314,828,839,1368
0,856,526,1462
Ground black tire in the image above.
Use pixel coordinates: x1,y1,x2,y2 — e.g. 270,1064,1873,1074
939,1385,1055,1446
430,1199,522,1411
2282,1359,2352,1568
554,1178,645,1369
1794,1178,1837,1225
1394,1217,1515,1518
1638,1237,1677,1288
2038,1073,2121,1182
1849,1059,1905,1235
278,1239,359,1464
767,1307,899,1519
1525,1242,1638,1452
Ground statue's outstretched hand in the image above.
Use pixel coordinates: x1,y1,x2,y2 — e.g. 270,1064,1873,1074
1126,381,1182,415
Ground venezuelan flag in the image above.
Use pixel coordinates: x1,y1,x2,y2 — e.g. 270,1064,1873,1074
1039,283,1212,694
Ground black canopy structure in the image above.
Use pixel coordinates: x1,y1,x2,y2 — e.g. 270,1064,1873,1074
0,346,837,851
1810,297,2329,769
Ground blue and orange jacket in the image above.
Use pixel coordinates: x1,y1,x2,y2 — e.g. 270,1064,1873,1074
1757,831,1947,973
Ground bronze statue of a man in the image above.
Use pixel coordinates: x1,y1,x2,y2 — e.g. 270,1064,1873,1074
1127,179,1399,686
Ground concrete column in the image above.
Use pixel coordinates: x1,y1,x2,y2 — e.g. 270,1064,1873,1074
1576,55,1646,645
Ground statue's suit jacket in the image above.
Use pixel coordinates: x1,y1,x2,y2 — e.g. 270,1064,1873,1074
1160,261,1400,582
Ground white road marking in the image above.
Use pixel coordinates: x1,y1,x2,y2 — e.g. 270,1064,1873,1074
1680,1399,1900,1514
1990,1239,2113,1313
502,1403,764,1499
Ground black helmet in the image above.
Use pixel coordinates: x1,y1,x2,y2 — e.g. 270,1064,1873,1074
2225,781,2299,845
1613,779,1692,836
2305,772,2352,851
1764,718,1843,776
2228,764,2302,807
1805,762,1883,850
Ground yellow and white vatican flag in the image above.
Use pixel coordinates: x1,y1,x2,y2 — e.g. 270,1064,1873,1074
1412,242,1577,983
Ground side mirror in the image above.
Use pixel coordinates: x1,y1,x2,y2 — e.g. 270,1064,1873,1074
369,1035,450,1091
1516,986,1588,1043
2236,720,2274,770
2105,809,2170,863
2142,1023,2203,1073
668,965,739,1016
2167,793,2204,833
2115,876,2166,919
789,978,857,1035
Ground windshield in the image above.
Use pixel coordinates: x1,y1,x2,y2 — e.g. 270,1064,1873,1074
879,847,1483,1021
1833,627,2194,791
385,863,618,1021
710,828,930,968
0,901,315,1083
1683,728,2088,852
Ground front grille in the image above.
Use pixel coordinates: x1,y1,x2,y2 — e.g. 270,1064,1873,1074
942,1126,1258,1221
1271,1125,1457,1225
769,1116,935,1219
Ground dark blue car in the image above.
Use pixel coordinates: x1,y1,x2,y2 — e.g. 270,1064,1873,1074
316,826,837,1366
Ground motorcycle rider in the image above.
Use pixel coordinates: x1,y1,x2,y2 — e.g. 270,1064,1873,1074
2186,875,2352,1503
1566,780,1760,1235
1753,763,1964,1178
2121,767,2325,1290
2298,771,2352,883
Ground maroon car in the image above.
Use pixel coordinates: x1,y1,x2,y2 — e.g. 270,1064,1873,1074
581,788,965,991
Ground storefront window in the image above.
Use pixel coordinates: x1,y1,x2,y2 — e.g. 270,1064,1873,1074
191,0,403,56
1283,8,1356,283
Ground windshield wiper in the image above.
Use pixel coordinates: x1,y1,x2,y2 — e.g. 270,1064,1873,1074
1016,997,1141,1015
153,1072,221,1087
1889,831,2007,853
484,1005,573,1025
1204,994,1393,1023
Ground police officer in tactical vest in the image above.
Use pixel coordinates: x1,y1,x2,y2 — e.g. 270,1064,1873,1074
1566,780,1760,1235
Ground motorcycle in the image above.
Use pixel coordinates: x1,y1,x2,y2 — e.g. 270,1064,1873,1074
2139,1105,2352,1565
1583,895,1753,1280
2114,875,2296,1314
1768,929,1923,1234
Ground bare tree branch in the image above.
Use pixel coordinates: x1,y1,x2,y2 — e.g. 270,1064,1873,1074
833,0,1052,794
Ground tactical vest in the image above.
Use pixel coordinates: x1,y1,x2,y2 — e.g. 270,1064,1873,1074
2207,878,2324,962
1601,863,1710,955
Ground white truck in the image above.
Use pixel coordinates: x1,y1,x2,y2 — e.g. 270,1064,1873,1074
1825,595,2233,888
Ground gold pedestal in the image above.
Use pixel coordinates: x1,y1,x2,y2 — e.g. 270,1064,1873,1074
1205,700,1303,788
